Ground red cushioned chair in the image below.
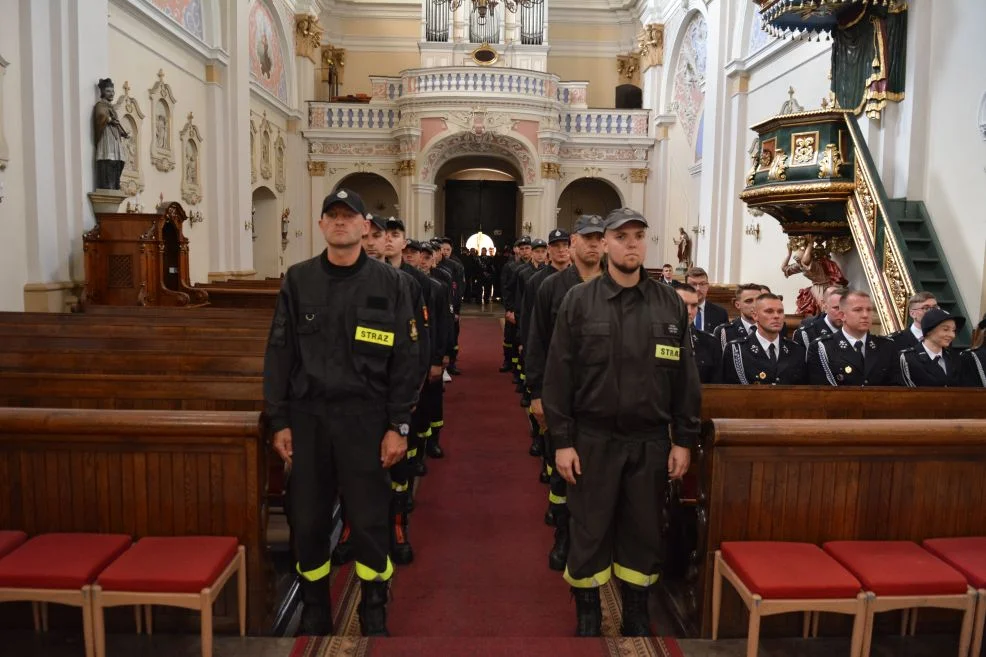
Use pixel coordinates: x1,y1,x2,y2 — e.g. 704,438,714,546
0,530,27,559
823,541,977,657
713,542,867,657
922,537,986,657
0,533,132,657
91,536,245,657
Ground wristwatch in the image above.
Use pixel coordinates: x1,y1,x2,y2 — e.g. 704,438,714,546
390,423,410,438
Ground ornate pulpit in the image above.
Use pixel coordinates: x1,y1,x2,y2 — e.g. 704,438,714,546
82,202,208,307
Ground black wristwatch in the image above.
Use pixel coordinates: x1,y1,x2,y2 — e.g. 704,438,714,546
390,423,410,438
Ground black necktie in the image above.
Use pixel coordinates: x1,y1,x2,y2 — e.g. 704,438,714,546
768,343,777,365
854,340,864,360
934,355,946,374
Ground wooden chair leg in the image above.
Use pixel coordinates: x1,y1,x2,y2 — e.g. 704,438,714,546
802,611,811,639
144,605,153,635
909,608,919,636
92,586,106,657
849,594,866,657
712,551,723,641
971,592,985,657
41,601,49,632
958,592,976,657
200,589,213,657
860,595,876,657
81,587,95,657
237,547,247,637
32,602,40,632
746,598,762,657
134,605,142,634
811,610,820,638
900,608,909,636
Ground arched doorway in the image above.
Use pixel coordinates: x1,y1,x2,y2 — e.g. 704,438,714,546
556,178,623,232
252,186,279,279
435,156,521,251
335,172,399,217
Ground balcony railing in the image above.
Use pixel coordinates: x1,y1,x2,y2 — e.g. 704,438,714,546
562,110,651,137
308,104,398,131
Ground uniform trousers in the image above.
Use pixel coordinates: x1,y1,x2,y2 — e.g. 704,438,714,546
502,320,517,367
288,404,394,583
564,426,670,589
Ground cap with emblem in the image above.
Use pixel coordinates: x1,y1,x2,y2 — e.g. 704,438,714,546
419,241,436,254
573,214,605,235
367,213,387,230
531,238,547,249
386,217,406,232
921,307,966,335
547,228,571,244
439,236,453,245
604,208,649,231
515,236,532,247
321,188,367,217
404,239,421,251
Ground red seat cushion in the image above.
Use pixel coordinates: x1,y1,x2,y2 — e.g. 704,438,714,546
922,538,986,589
97,536,238,594
0,531,28,560
823,541,970,596
721,542,862,599
0,533,131,589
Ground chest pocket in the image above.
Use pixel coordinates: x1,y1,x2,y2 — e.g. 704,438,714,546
652,324,682,368
353,307,396,358
579,322,611,366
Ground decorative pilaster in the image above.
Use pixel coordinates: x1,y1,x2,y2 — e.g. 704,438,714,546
412,183,438,238
541,162,560,180
518,186,546,237
294,14,323,64
630,168,649,183
307,161,327,176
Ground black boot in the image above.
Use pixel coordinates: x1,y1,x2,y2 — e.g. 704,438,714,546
390,495,414,565
548,522,570,572
426,430,444,458
620,581,651,637
539,468,551,484
358,580,390,637
298,577,333,636
331,522,354,566
544,503,557,526
572,587,602,637
529,439,543,457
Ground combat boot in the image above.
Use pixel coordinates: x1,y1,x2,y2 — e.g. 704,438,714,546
390,495,414,565
358,580,390,637
572,587,602,637
426,430,444,458
331,522,354,566
297,577,333,636
548,522,570,572
620,581,651,637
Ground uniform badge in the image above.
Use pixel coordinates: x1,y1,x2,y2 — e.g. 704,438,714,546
337,190,348,199
844,365,853,374
839,340,849,349
758,371,767,380
782,345,789,355
750,344,759,355
408,319,419,342
868,340,876,350
666,323,680,337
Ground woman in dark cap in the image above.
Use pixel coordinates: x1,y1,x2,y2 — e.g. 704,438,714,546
959,314,986,387
897,307,966,387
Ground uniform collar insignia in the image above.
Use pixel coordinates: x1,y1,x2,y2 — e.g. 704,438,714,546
782,344,789,354
750,343,760,354
868,340,876,349
839,339,849,349
758,371,767,380
667,323,680,336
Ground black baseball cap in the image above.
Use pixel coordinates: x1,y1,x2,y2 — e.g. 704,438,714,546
547,228,570,244
321,188,366,216
604,208,649,231
419,241,436,254
573,215,605,235
515,236,532,247
531,238,548,249
386,217,406,232
404,239,421,251
367,214,387,230
921,307,965,335
439,236,453,245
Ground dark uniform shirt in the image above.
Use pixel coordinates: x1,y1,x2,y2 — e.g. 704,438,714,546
793,314,839,349
263,250,420,433
429,268,456,358
806,329,897,386
889,326,921,352
438,257,465,314
400,262,441,370
500,259,522,312
959,346,986,387
713,317,755,352
897,346,965,387
542,268,702,450
518,263,564,354
395,265,431,383
515,262,545,346
525,265,584,399
723,332,807,385
691,327,722,384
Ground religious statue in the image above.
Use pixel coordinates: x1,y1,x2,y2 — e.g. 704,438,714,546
92,78,129,190
185,148,197,186
155,114,168,149
782,235,849,316
673,227,692,271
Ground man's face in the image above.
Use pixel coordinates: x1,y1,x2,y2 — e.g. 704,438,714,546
418,252,434,273
319,204,367,248
432,247,443,263
481,248,488,256
909,297,938,324
677,289,699,324
103,85,116,102
531,247,547,266
825,293,845,327
441,243,452,258
383,229,405,259
547,241,571,268
519,245,532,262
603,223,647,275
572,233,602,267
362,226,386,259
735,289,760,322
662,265,673,279
841,293,873,334
686,275,710,303
754,297,786,335
403,249,419,267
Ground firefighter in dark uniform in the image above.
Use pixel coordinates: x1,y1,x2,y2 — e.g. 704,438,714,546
793,285,845,349
264,189,420,637
543,208,700,637
888,291,938,352
501,237,532,379
897,307,966,387
712,284,761,351
515,238,548,408
960,314,986,387
807,289,897,386
675,283,722,383
526,216,605,572
438,238,466,375
724,293,807,385
420,241,455,459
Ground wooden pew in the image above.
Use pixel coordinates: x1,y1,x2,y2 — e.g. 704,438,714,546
0,407,268,633
698,418,986,641
0,350,263,376
0,335,268,354
193,286,279,309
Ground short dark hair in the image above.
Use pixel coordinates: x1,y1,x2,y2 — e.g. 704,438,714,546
907,291,936,308
827,286,849,302
98,78,115,91
662,263,673,269
677,283,697,294
758,284,772,293
757,292,783,303
685,267,709,281
735,283,763,299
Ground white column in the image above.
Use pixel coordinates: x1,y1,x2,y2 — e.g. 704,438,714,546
204,62,230,279
649,115,675,267
518,185,544,236
308,166,328,257
540,177,558,231
397,170,417,227
225,0,254,275
695,0,726,278
288,35,318,268
717,71,750,283
412,182,437,238
20,0,109,310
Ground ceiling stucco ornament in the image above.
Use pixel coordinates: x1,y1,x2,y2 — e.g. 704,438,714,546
443,107,518,141
420,130,536,185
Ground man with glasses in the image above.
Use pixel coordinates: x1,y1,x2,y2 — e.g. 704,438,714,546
889,292,938,352
684,267,727,334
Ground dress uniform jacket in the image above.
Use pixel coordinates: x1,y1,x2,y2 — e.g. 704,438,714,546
793,313,839,347
263,250,420,432
723,332,807,385
691,327,722,384
438,258,465,314
525,266,583,400
500,259,522,311
429,269,456,359
806,329,897,386
543,268,702,450
889,325,921,352
897,346,965,387
712,317,755,352
697,302,728,335
395,266,431,383
960,347,986,387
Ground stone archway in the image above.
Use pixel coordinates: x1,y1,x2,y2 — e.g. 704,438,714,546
335,172,399,217
252,186,279,278
435,156,522,249
419,130,538,187
556,178,623,232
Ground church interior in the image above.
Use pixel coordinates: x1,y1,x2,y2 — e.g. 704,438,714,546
0,0,985,655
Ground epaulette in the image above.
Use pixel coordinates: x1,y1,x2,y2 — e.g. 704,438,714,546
727,335,748,345
712,321,731,333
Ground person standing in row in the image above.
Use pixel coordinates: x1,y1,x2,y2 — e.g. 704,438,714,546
420,241,455,459
526,215,605,572
724,294,807,385
500,239,528,376
543,208,700,637
960,314,986,387
438,238,465,375
264,189,420,637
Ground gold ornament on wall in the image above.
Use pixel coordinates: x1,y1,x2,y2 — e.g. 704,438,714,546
307,161,327,177
541,162,561,180
629,168,649,183
791,132,818,165
817,143,844,178
396,159,416,177
637,23,664,71
617,54,641,86
767,149,789,181
295,14,323,63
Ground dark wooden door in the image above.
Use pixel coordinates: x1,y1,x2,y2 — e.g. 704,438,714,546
444,180,517,250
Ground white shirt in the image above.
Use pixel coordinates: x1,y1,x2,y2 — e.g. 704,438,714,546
910,323,924,341
824,315,839,334
741,317,756,335
842,329,869,356
755,330,781,357
923,342,946,372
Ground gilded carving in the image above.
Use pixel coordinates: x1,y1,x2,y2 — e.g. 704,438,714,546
767,149,789,181
791,132,818,165
882,238,910,327
148,69,176,172
629,168,649,183
637,24,664,71
396,159,416,177
295,14,323,63
758,138,776,170
817,143,844,179
114,81,145,197
855,161,877,237
307,161,327,177
541,162,561,180
617,54,640,86
179,112,203,206
739,181,857,203
746,138,760,187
